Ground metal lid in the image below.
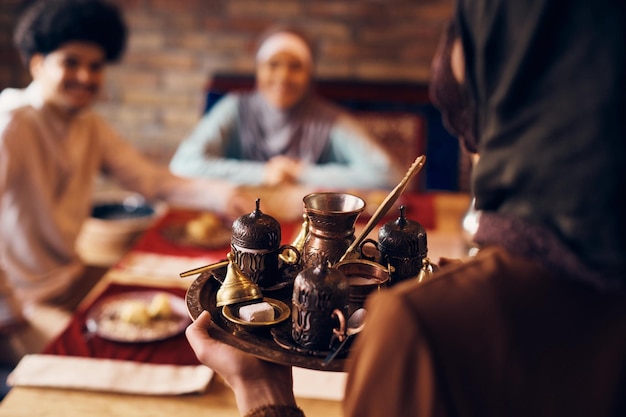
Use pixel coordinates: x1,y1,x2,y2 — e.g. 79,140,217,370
378,205,427,257
231,199,281,249
296,261,348,290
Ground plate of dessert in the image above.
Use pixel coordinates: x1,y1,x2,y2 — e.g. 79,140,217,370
161,212,232,249
85,291,191,342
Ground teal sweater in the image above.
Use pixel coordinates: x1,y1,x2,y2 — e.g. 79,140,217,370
169,94,400,189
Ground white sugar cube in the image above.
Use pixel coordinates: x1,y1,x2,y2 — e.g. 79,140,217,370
238,302,275,322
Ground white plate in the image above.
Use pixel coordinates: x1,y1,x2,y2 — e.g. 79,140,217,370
85,291,191,343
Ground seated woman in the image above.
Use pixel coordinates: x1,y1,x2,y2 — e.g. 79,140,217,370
169,26,402,190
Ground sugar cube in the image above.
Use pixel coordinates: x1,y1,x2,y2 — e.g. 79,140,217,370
238,302,275,322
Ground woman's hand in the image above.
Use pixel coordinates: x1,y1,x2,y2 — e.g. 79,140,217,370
186,310,297,415
263,156,303,186
233,184,315,222
225,187,258,218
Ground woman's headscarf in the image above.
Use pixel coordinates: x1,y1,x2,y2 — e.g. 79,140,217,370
429,21,477,154
457,0,626,289
237,28,338,162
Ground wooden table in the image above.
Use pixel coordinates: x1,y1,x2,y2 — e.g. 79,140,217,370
0,192,471,417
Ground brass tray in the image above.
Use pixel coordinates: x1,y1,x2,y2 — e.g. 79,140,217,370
185,268,349,372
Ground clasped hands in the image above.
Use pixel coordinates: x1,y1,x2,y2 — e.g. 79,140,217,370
262,156,304,187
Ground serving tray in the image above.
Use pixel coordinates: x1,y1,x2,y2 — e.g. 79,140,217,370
185,268,349,372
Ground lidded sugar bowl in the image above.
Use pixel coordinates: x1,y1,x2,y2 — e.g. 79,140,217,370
361,205,427,285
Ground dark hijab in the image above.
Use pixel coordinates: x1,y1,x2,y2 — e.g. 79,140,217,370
429,21,477,154
457,0,626,289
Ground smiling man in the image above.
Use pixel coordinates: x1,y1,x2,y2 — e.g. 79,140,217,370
0,0,249,359
29,43,105,115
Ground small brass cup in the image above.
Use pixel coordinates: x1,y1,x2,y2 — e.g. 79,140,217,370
335,259,390,315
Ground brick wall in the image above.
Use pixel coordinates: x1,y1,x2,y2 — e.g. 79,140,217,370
0,0,29,89
0,0,454,164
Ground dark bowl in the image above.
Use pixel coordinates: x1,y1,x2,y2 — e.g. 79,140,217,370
92,202,155,220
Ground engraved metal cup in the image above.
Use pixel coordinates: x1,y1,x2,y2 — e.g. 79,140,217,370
291,262,350,350
231,199,300,289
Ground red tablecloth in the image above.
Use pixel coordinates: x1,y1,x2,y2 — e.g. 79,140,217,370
394,193,435,230
42,284,200,365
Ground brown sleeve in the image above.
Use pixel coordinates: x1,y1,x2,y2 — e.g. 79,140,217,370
244,405,306,417
343,290,438,417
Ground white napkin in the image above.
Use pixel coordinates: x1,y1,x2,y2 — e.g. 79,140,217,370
8,354,214,395
115,252,221,280
293,367,347,401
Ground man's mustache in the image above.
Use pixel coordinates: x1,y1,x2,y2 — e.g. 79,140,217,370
64,82,99,93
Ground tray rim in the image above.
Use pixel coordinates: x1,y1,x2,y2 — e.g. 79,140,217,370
185,270,349,372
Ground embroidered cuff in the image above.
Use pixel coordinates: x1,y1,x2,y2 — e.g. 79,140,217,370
244,404,305,417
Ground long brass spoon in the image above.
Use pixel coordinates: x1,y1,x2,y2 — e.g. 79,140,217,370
179,259,228,278
338,154,426,263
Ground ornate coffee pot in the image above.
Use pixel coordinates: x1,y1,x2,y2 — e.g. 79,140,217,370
301,192,365,268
